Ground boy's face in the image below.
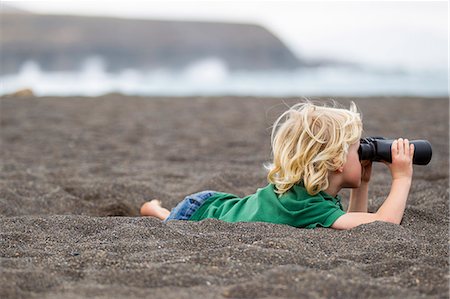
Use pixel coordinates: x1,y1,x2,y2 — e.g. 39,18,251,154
341,141,362,188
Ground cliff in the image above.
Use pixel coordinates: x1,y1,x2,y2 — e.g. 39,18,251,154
1,13,303,75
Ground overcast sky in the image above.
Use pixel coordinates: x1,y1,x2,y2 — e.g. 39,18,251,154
4,0,449,71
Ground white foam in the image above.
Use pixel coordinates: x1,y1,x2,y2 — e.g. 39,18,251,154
0,56,447,97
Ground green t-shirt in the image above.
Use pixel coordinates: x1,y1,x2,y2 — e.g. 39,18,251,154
189,183,345,228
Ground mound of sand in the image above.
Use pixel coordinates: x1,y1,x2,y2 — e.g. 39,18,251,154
1,95,448,298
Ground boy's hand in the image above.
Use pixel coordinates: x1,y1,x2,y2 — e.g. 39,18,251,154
361,160,372,183
385,138,414,180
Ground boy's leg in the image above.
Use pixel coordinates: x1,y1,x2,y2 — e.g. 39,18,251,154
140,200,170,220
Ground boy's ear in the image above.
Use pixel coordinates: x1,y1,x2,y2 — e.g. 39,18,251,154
332,158,344,173
331,166,344,174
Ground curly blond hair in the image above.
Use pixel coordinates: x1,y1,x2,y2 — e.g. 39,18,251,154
266,101,362,196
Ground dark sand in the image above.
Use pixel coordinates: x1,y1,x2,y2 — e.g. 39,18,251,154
0,95,448,299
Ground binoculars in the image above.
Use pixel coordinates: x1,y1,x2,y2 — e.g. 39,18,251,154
358,137,432,165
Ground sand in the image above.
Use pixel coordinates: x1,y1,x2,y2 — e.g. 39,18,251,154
0,95,448,298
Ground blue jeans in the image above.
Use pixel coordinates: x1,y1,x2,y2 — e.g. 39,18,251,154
163,190,218,223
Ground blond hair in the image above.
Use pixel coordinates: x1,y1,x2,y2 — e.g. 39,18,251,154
266,101,362,196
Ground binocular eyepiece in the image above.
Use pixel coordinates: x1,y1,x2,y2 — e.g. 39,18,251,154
358,137,432,165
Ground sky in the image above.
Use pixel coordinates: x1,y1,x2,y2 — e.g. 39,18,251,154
3,0,449,71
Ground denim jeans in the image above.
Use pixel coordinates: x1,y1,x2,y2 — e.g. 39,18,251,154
163,190,218,223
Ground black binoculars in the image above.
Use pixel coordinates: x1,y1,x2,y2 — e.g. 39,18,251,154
358,137,432,165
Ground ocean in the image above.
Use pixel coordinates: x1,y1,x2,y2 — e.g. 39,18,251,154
1,56,447,97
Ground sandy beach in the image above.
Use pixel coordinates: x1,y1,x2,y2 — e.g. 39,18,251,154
1,95,448,298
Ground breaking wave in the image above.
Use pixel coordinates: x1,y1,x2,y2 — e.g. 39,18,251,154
1,56,447,97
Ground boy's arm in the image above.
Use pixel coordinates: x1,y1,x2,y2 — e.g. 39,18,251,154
333,178,411,229
347,181,369,212
332,139,414,230
347,160,371,213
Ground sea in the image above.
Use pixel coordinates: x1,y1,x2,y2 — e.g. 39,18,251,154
1,56,448,97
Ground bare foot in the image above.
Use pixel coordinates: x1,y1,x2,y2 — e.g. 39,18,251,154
140,199,170,220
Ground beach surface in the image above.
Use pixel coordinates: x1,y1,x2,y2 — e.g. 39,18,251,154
1,95,448,298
